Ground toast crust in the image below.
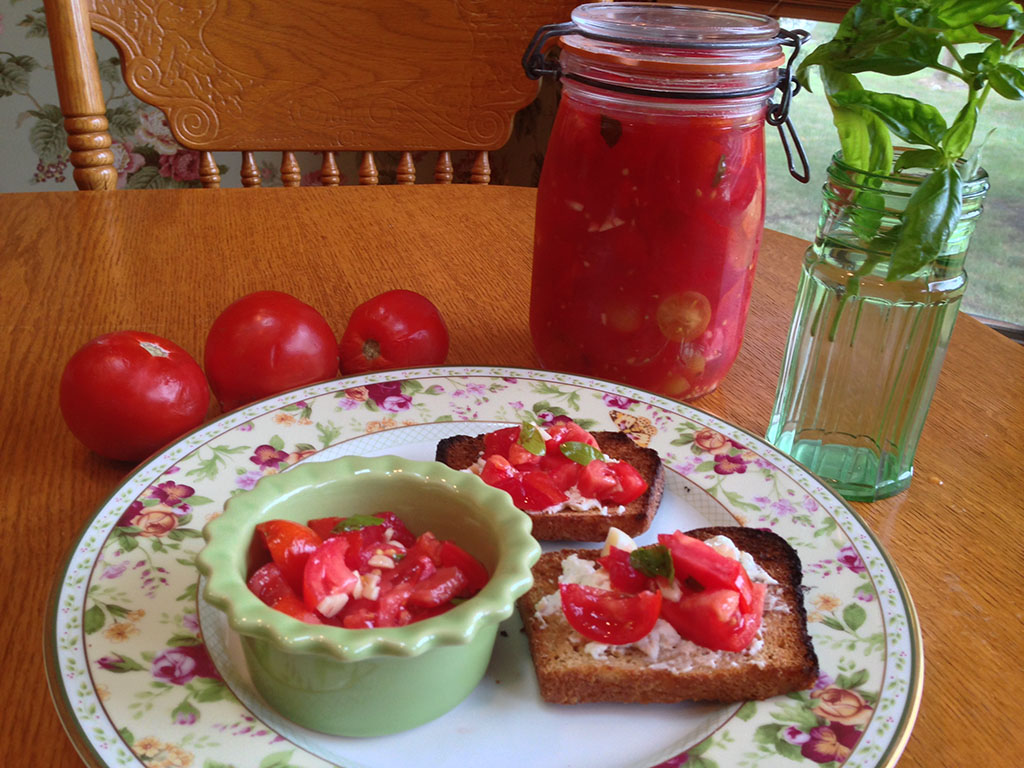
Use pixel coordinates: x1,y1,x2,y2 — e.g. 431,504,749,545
435,430,665,541
517,527,820,704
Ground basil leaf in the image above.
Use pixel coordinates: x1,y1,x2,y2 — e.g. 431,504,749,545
850,188,886,243
831,90,947,148
934,0,1013,27
821,69,893,175
942,102,979,159
599,115,622,149
630,546,674,581
331,515,385,533
888,164,963,280
560,441,603,466
894,148,945,172
988,63,1024,100
517,421,545,455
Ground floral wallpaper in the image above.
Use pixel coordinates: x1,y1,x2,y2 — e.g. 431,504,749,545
0,0,555,191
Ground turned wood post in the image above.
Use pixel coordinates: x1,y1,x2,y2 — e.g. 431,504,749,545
42,0,117,190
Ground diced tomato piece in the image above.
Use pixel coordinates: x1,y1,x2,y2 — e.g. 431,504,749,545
658,531,754,610
481,454,520,491
372,511,416,547
307,516,344,540
387,551,437,588
302,537,358,617
255,519,323,593
598,547,654,593
409,566,468,608
539,451,581,491
338,597,378,629
439,540,489,594
660,582,766,652
520,470,568,511
377,584,413,627
559,583,662,645
271,594,323,624
483,426,520,459
601,461,648,505
247,562,297,607
544,419,599,451
577,460,619,499
508,442,543,467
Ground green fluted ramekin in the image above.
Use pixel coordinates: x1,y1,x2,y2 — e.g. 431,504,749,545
197,454,539,737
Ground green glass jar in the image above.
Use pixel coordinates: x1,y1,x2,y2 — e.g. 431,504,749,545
765,151,990,501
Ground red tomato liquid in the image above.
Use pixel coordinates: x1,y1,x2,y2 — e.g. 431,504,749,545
530,93,767,400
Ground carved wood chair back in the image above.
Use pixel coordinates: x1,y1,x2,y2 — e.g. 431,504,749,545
43,0,578,190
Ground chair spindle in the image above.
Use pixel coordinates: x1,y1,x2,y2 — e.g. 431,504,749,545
359,152,379,185
397,152,416,185
434,151,454,184
241,152,261,187
470,151,491,185
64,116,117,191
199,152,220,188
281,151,301,187
320,152,341,186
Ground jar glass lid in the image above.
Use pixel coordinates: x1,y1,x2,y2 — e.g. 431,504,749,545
570,2,780,48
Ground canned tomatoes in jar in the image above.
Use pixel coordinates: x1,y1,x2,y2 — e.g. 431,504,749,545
524,3,808,400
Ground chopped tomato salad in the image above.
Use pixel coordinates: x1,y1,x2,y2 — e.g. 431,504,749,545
560,530,766,652
475,418,648,512
247,511,489,628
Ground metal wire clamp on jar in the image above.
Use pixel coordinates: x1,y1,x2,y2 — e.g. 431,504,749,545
523,3,808,401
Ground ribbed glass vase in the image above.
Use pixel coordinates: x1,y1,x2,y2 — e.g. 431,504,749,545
765,151,990,501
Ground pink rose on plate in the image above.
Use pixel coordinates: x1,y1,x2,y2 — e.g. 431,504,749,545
151,645,220,685
159,149,201,181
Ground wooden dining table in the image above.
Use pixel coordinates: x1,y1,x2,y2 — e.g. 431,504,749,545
1,184,1022,767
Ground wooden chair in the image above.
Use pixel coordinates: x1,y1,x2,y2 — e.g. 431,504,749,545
42,0,580,190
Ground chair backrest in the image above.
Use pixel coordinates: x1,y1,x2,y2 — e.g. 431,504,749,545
43,0,580,190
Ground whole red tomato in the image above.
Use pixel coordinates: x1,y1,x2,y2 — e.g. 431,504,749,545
59,331,210,462
338,290,449,374
205,291,338,411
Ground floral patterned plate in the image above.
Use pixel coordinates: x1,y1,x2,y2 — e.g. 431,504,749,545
46,366,921,768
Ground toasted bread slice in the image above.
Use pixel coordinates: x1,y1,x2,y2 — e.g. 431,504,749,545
435,430,664,541
517,526,819,704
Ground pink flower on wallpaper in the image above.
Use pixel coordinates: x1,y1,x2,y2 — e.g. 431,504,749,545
301,170,321,186
159,150,201,181
110,140,144,186
134,108,179,155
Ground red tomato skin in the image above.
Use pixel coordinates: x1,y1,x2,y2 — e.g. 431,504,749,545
602,462,649,505
660,582,766,652
302,536,359,615
204,291,338,411
255,520,323,593
337,289,449,374
658,531,754,610
247,562,297,607
439,540,489,594
598,547,654,593
560,583,662,645
59,331,210,462
408,567,468,608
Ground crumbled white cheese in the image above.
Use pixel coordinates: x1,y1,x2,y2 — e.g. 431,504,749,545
703,535,779,585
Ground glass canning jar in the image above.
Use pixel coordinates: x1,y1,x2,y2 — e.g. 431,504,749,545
524,3,806,400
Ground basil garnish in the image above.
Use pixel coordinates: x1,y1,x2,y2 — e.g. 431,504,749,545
518,421,546,455
560,441,603,466
330,515,386,534
629,545,674,581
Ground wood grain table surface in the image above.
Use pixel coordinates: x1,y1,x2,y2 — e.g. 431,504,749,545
1,185,1021,767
